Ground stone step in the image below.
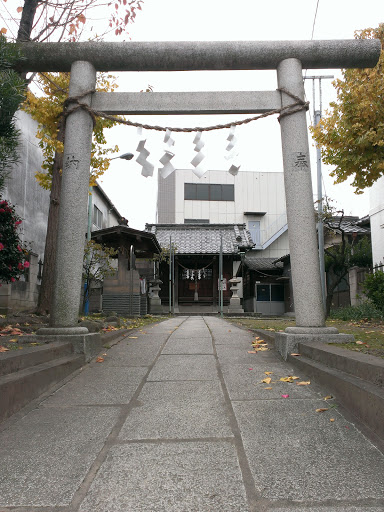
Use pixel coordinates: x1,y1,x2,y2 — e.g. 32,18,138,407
0,341,74,377
298,341,384,388
288,352,384,441
0,354,84,423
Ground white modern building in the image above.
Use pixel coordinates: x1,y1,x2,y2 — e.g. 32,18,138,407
157,169,289,260
369,175,384,267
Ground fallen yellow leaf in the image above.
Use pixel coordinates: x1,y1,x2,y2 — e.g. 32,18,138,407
96,357,104,363
280,377,294,382
324,395,333,401
128,336,138,339
247,350,257,353
297,381,311,386
262,377,272,384
9,338,18,343
290,376,300,380
316,408,329,413
290,353,301,357
355,340,364,345
330,418,335,422
264,371,273,375
264,387,273,390
0,346,9,352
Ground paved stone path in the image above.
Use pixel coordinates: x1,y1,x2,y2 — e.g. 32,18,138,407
1,316,384,511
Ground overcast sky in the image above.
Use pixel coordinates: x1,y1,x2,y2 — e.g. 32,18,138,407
73,1,384,228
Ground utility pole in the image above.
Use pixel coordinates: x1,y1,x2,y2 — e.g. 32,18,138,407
304,74,333,314
169,236,172,315
219,235,223,318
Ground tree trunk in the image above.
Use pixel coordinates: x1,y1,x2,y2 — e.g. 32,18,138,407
17,0,40,41
37,124,64,314
325,269,348,318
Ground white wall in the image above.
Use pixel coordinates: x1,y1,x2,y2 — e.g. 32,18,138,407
174,169,286,223
92,186,121,231
169,169,289,257
370,175,384,266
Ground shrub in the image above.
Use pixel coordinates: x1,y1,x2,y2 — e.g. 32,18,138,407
363,270,384,312
0,198,29,283
330,301,383,321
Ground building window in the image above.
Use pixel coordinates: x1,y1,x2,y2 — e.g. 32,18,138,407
184,183,234,201
257,283,284,302
184,219,210,224
93,205,103,229
248,221,261,245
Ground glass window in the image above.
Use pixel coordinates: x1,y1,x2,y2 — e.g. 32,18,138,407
196,184,209,200
93,205,103,229
271,284,284,301
257,284,270,301
184,219,210,224
184,183,234,201
210,184,222,200
184,183,196,200
222,184,234,201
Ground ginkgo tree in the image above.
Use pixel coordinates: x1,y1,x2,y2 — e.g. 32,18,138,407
22,71,121,313
23,72,120,190
311,24,384,194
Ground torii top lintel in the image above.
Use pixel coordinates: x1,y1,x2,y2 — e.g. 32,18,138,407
15,39,380,73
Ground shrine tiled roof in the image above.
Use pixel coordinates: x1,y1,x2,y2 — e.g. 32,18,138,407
145,223,254,255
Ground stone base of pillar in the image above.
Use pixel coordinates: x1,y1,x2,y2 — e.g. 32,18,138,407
275,329,354,361
228,297,244,313
30,332,102,362
149,298,163,314
37,326,89,335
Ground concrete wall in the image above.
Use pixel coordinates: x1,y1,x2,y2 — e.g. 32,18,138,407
370,175,384,266
3,111,50,260
157,171,176,223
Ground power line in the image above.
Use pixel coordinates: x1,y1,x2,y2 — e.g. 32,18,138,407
311,0,320,40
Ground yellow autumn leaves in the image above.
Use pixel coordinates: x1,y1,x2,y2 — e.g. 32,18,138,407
23,72,121,191
248,336,269,353
260,372,311,387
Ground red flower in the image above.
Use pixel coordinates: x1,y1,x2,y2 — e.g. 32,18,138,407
11,278,15,282
17,245,22,252
0,209,5,213
15,220,22,226
23,261,30,269
18,262,24,270
0,243,4,251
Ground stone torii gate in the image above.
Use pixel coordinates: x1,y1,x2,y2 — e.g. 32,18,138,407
15,39,380,357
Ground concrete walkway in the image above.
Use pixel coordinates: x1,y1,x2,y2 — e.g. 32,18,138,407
1,316,384,512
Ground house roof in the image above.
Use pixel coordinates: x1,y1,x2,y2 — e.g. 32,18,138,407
93,182,123,221
327,217,370,235
91,225,161,257
244,253,283,271
145,223,254,255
